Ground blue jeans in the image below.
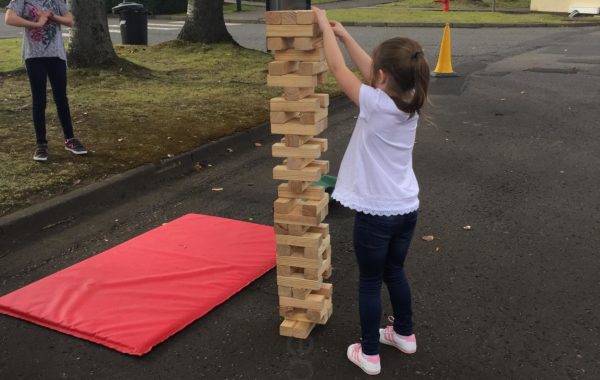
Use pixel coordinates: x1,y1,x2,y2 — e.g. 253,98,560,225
353,210,418,355
25,57,74,145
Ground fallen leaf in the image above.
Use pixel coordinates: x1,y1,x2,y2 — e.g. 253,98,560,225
463,225,472,231
212,188,224,192
73,179,81,185
435,247,440,252
227,148,234,153
254,142,263,147
422,235,435,242
117,138,124,142
193,163,203,172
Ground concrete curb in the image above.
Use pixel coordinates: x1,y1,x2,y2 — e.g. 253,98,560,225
0,96,353,251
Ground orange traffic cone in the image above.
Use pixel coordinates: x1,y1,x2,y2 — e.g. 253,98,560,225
432,23,457,77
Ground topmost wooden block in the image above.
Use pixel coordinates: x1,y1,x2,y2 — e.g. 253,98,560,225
266,10,316,25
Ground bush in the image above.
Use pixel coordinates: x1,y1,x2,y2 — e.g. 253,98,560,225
106,0,188,15
0,0,10,8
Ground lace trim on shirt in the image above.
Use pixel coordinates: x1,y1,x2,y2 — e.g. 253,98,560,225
332,193,419,217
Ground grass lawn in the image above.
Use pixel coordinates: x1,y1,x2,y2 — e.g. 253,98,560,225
328,8,600,24
0,39,341,216
381,0,531,9
223,3,261,13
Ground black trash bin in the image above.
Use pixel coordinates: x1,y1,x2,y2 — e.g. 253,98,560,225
112,2,148,45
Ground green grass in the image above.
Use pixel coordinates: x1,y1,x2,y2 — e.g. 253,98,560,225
0,39,341,216
328,8,599,24
223,3,260,13
381,0,531,9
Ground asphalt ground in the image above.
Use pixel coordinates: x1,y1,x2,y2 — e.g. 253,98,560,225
1,23,599,379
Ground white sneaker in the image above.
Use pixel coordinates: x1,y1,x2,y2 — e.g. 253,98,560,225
379,326,417,354
346,343,381,376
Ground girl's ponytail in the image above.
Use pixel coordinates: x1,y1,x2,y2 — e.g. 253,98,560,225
371,38,430,118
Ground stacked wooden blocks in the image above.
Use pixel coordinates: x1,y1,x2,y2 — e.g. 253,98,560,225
267,10,333,339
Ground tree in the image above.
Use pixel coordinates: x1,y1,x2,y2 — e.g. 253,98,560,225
67,0,118,67
178,0,234,44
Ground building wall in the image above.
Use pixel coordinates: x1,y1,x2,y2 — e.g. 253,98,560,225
531,0,600,12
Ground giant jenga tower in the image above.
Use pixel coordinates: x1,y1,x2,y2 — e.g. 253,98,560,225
266,10,333,339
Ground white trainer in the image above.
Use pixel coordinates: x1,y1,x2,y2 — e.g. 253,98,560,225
379,326,417,354
346,343,381,376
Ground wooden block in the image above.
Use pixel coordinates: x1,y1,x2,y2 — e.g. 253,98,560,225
284,135,312,148
286,157,314,170
307,298,332,324
267,37,292,51
307,137,328,152
308,223,329,239
276,232,323,248
278,184,325,201
311,160,330,175
274,197,300,214
274,203,326,227
288,224,310,236
276,244,291,256
279,319,315,339
295,10,316,25
312,283,333,299
292,288,312,300
317,71,329,85
267,24,319,38
280,294,325,311
277,273,322,290
303,268,320,280
273,163,322,182
270,111,298,124
302,194,329,217
272,142,321,159
270,96,320,113
277,253,323,270
312,93,330,107
298,61,328,76
299,108,328,125
275,48,324,62
268,61,299,76
283,87,315,101
280,11,297,25
271,117,327,136
323,265,332,280
265,11,282,25
268,74,317,88
288,180,311,194
277,265,292,276
304,235,330,259
293,37,323,51
278,286,293,297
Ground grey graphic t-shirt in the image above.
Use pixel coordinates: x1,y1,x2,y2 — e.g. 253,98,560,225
6,0,69,62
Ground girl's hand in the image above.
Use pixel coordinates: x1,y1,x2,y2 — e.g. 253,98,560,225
35,12,50,28
329,20,349,40
311,6,330,30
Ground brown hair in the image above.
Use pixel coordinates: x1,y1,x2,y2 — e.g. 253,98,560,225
371,37,430,118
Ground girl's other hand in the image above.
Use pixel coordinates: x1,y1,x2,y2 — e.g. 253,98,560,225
35,12,50,27
329,20,349,40
311,6,329,29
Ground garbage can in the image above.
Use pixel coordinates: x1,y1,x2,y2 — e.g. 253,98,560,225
112,2,148,45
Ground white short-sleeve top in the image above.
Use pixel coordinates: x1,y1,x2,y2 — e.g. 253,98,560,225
332,84,420,216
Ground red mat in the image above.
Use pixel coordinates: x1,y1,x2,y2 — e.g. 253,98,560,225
0,214,276,355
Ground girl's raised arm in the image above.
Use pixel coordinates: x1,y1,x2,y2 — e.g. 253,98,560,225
329,21,373,83
312,6,362,106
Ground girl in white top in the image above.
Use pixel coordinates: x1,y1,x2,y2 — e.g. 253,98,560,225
313,7,430,376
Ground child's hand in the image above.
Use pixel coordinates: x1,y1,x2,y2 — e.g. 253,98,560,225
311,6,330,29
329,20,349,40
35,12,50,28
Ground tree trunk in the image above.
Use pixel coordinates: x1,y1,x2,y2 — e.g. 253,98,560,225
67,0,118,67
178,0,234,44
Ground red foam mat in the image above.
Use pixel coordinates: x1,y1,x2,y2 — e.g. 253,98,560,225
0,214,276,355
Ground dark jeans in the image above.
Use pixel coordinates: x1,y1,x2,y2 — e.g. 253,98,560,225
25,57,74,145
353,210,418,355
